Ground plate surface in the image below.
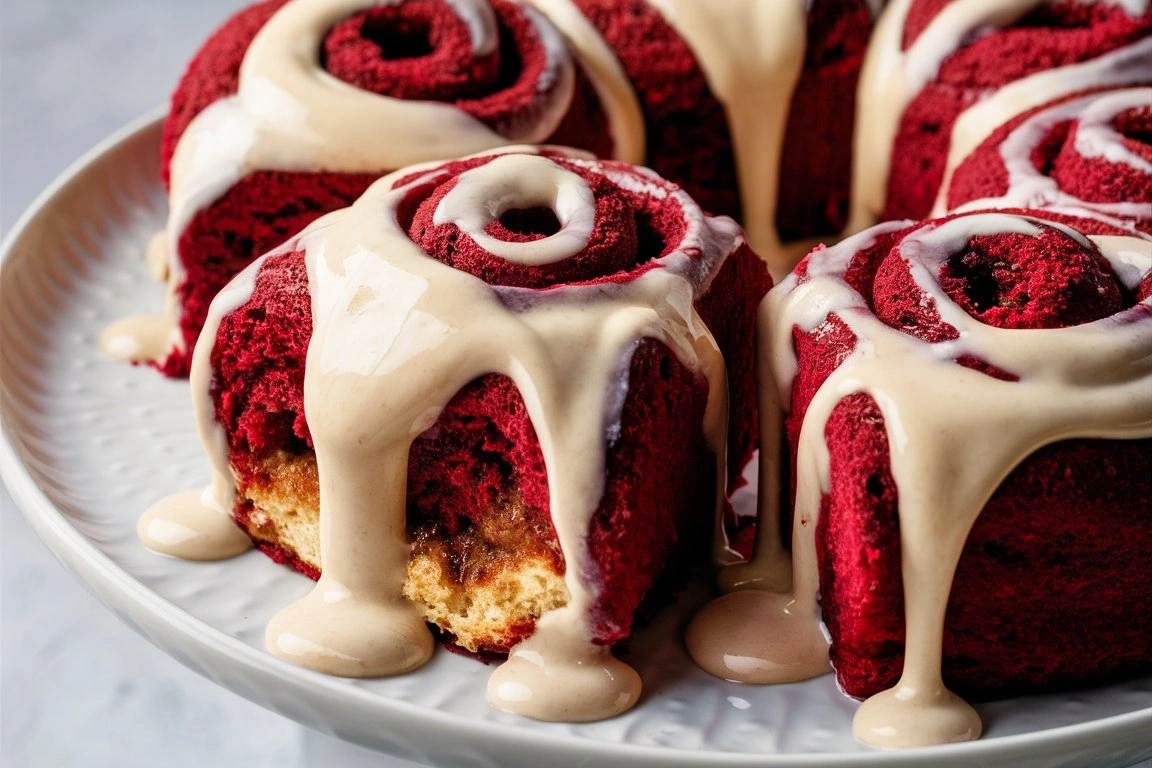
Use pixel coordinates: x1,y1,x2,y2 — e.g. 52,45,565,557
2,114,1150,768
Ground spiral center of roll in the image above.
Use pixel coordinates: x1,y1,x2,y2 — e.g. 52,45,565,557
433,154,596,265
362,13,435,60
1115,106,1152,147
903,214,1125,329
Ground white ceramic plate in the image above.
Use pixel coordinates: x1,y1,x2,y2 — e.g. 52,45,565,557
2,112,1151,768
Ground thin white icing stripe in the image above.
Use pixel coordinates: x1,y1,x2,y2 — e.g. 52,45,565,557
1076,91,1152,174
934,39,1152,216
945,87,1152,221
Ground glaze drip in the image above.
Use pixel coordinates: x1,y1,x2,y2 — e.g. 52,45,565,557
168,148,735,721
139,252,275,561
689,212,1152,748
523,0,646,165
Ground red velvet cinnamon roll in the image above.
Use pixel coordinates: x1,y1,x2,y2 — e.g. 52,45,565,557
941,87,1152,231
100,0,878,376
147,148,770,722
687,208,1152,747
848,0,1152,231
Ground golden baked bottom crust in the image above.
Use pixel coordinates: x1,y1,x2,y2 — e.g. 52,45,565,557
236,450,569,654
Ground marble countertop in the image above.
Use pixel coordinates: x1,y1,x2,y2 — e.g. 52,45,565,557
1,2,1148,768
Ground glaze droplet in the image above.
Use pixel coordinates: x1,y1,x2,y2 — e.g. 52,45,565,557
686,589,829,684
137,489,252,560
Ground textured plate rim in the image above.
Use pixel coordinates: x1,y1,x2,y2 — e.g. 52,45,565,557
1,109,1150,768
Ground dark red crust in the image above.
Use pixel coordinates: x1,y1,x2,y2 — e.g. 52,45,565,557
162,170,379,378
944,88,1152,230
785,209,1152,699
210,156,771,650
884,0,1152,221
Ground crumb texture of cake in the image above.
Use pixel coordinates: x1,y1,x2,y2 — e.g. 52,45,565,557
101,0,881,377
139,147,771,722
688,208,1152,748
849,0,1152,232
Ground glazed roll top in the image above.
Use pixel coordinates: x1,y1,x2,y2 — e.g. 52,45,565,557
402,152,665,287
196,148,770,720
767,209,1152,747
941,87,1152,230
162,0,609,180
850,0,1152,230
154,0,613,375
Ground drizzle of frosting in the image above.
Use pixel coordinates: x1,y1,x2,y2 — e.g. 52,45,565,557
98,236,177,363
690,212,1152,748
648,0,809,279
99,314,179,364
145,231,169,281
169,148,734,720
848,0,1152,233
432,154,597,265
522,0,646,164
137,489,252,560
943,87,1152,224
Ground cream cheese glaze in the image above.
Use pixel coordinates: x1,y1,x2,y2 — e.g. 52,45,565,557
522,0,646,166
646,0,809,279
943,87,1152,224
688,212,1152,748
136,253,274,561
143,147,739,722
848,0,1152,234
